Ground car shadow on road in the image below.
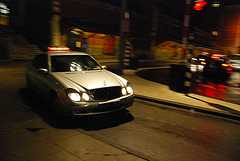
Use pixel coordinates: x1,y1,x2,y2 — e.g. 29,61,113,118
19,87,134,131
186,94,240,116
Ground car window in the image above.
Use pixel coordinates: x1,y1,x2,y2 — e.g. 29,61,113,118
32,54,48,69
51,55,102,72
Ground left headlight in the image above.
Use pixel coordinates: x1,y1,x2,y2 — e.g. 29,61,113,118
67,89,90,102
121,82,133,96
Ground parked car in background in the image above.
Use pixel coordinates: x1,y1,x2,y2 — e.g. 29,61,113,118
26,47,134,117
202,55,232,79
228,54,240,71
190,55,208,72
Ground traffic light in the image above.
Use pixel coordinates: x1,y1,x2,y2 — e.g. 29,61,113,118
193,0,208,10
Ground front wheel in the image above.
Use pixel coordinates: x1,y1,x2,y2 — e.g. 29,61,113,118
49,93,62,119
26,75,31,89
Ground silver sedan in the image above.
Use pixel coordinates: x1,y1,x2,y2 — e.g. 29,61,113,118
26,49,134,117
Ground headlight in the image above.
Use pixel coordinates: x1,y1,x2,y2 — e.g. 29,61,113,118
121,87,127,95
67,89,90,102
67,89,81,101
122,82,133,96
126,86,133,94
68,93,81,101
82,92,90,101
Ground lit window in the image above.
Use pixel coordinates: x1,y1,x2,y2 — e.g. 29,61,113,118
212,31,219,36
212,3,220,7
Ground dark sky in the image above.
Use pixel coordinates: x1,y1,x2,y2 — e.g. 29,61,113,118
98,0,240,12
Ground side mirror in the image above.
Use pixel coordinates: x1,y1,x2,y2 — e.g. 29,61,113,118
101,65,107,69
38,68,48,74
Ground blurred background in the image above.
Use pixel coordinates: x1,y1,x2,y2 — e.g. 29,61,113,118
0,0,239,64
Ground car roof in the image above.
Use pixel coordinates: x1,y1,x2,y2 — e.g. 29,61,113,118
47,51,89,56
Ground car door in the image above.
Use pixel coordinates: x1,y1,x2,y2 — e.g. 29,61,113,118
31,54,51,99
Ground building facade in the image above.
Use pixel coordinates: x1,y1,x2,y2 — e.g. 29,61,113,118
9,0,227,62
216,5,240,55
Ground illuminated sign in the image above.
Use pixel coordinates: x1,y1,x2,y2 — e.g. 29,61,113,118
48,47,71,52
193,0,208,10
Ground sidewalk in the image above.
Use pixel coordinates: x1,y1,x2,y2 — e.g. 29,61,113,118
122,68,240,121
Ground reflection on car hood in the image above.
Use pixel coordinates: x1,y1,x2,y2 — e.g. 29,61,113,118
52,70,125,90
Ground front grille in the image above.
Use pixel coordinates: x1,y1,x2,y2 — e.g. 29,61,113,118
90,86,121,100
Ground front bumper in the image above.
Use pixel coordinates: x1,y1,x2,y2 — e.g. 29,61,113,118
61,94,134,116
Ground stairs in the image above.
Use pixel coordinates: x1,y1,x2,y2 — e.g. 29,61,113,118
10,34,42,60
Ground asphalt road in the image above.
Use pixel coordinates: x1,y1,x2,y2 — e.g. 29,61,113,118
137,68,240,105
74,99,240,161
1,62,240,160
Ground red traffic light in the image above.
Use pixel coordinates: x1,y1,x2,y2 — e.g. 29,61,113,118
194,0,208,10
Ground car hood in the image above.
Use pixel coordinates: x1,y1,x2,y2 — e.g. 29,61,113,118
52,70,126,90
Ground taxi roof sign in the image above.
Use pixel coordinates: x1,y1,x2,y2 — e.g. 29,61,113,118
48,47,71,52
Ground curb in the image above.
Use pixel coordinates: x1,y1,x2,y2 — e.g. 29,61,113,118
135,94,240,122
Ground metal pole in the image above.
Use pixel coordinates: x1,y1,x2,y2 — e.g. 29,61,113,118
118,0,127,75
183,0,192,94
50,0,61,47
151,5,159,57
182,0,191,62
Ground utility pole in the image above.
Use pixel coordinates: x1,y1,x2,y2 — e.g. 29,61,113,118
50,0,61,47
119,0,129,75
151,5,159,57
182,0,192,94
182,0,191,62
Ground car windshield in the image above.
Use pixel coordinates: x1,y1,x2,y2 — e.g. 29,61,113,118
51,55,102,72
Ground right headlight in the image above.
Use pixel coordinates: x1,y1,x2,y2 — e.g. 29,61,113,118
121,87,127,96
66,89,90,102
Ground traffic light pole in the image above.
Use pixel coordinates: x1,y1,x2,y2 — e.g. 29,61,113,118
182,0,191,62
182,0,192,94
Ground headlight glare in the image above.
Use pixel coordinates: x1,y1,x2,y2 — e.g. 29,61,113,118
126,86,133,94
126,82,133,94
68,92,81,102
121,88,127,95
82,93,90,101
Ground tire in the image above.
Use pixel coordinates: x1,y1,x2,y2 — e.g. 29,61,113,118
26,75,31,89
49,93,62,119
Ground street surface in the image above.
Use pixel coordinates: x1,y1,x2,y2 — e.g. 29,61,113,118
137,68,240,105
1,62,240,161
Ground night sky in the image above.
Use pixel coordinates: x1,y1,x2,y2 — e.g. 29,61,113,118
98,0,240,12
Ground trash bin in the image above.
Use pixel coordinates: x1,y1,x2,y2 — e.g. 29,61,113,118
169,64,187,93
129,57,138,70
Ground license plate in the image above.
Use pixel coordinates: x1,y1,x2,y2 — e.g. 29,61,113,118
99,101,121,108
209,65,217,69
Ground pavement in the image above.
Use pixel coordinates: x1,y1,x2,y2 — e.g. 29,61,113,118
1,61,240,161
122,67,240,121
